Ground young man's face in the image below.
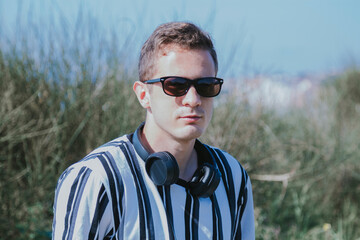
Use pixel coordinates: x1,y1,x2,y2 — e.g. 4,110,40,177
146,46,216,143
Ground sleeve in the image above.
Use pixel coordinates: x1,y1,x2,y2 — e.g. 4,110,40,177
52,165,113,240
233,170,255,240
240,178,255,240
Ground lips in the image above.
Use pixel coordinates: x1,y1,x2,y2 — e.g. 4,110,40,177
182,115,201,119
180,114,202,123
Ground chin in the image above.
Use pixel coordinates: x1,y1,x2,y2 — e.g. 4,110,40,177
175,125,205,141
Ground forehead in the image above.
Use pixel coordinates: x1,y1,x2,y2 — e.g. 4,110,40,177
156,44,188,57
152,45,215,78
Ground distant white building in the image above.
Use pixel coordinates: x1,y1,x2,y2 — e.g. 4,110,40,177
223,73,325,112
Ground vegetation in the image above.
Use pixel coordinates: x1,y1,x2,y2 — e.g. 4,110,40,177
0,12,359,240
204,69,360,240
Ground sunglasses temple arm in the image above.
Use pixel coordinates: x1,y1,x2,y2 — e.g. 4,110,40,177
144,78,162,84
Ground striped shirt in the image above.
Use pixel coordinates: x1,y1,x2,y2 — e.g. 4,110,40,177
52,134,255,240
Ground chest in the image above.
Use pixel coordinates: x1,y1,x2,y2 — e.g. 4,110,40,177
121,176,232,240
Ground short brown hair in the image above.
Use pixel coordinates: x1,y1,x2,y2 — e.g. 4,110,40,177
138,22,218,82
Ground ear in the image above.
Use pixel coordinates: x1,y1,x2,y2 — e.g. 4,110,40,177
133,81,150,109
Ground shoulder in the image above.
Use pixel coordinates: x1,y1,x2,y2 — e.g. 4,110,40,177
204,144,248,179
57,135,133,189
203,144,249,195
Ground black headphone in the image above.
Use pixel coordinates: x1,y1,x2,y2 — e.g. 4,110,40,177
132,123,221,198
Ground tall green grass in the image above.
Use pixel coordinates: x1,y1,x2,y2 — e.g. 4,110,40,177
1,11,359,240
205,70,360,239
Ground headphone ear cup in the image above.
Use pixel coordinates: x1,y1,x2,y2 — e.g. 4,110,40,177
145,152,179,186
189,163,221,198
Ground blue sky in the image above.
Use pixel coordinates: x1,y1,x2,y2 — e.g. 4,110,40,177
1,0,360,77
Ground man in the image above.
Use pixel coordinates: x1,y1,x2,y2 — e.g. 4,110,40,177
52,22,255,239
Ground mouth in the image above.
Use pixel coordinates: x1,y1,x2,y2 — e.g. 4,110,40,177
180,115,202,123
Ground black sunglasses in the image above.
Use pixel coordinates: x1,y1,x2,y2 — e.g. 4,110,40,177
144,76,224,97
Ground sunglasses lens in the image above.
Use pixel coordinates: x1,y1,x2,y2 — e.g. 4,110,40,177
163,77,189,96
196,78,222,97
161,77,222,97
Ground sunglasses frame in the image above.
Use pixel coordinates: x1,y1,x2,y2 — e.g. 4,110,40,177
144,76,224,97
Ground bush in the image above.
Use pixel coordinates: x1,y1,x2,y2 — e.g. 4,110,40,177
202,72,360,239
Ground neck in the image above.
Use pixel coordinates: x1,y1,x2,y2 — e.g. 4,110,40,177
141,122,198,181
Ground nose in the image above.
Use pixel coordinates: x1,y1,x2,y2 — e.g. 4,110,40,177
182,85,201,107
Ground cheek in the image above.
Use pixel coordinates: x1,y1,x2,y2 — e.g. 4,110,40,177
208,104,214,118
150,96,175,117
206,107,214,126
204,100,214,117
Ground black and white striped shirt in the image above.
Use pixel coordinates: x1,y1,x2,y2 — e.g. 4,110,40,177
52,134,255,239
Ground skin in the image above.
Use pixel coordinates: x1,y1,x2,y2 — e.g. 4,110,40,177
133,46,216,181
